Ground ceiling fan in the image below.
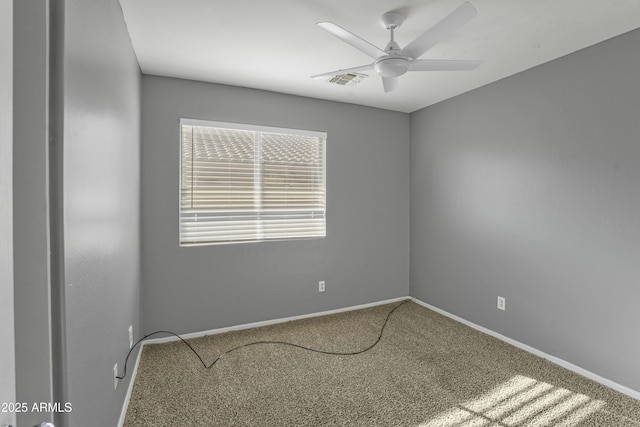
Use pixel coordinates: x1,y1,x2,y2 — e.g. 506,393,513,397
312,1,483,93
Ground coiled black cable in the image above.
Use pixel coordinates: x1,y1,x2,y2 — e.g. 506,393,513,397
116,299,408,380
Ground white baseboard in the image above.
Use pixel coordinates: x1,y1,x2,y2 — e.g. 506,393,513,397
116,343,144,427
116,296,410,425
410,297,640,400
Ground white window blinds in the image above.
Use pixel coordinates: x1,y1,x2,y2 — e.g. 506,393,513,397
180,119,326,246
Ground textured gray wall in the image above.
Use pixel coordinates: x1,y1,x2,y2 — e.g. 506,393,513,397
410,28,640,392
59,0,141,426
0,2,15,426
142,76,410,334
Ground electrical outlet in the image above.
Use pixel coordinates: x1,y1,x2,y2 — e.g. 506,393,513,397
113,363,119,390
128,325,133,349
318,280,325,292
497,296,506,311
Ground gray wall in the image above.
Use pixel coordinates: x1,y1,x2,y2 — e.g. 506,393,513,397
142,76,410,334
0,1,15,426
13,2,55,426
58,0,141,426
410,28,640,392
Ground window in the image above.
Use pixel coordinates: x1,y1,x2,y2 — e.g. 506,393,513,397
180,119,326,246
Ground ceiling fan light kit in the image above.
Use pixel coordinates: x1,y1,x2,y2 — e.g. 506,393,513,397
312,1,483,93
374,56,410,78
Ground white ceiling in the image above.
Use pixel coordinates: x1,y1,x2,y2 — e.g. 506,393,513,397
119,0,640,113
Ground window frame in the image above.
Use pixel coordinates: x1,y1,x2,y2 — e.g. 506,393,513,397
179,118,327,246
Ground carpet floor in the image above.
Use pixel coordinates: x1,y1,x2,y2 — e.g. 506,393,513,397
124,300,640,426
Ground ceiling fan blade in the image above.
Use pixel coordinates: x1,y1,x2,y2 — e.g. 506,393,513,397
317,22,386,59
311,63,374,79
403,1,478,60
382,77,399,93
409,59,483,71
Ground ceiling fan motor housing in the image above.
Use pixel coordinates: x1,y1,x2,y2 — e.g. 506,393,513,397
374,56,410,78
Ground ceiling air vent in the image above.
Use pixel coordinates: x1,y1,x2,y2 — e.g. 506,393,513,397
327,72,368,86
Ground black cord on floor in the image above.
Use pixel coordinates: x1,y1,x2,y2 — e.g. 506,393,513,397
116,299,408,380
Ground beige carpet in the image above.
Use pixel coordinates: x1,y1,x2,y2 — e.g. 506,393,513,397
124,300,640,426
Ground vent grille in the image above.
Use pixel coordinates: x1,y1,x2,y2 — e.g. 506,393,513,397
327,73,368,86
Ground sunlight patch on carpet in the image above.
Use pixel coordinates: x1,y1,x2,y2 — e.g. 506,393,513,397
419,375,605,426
